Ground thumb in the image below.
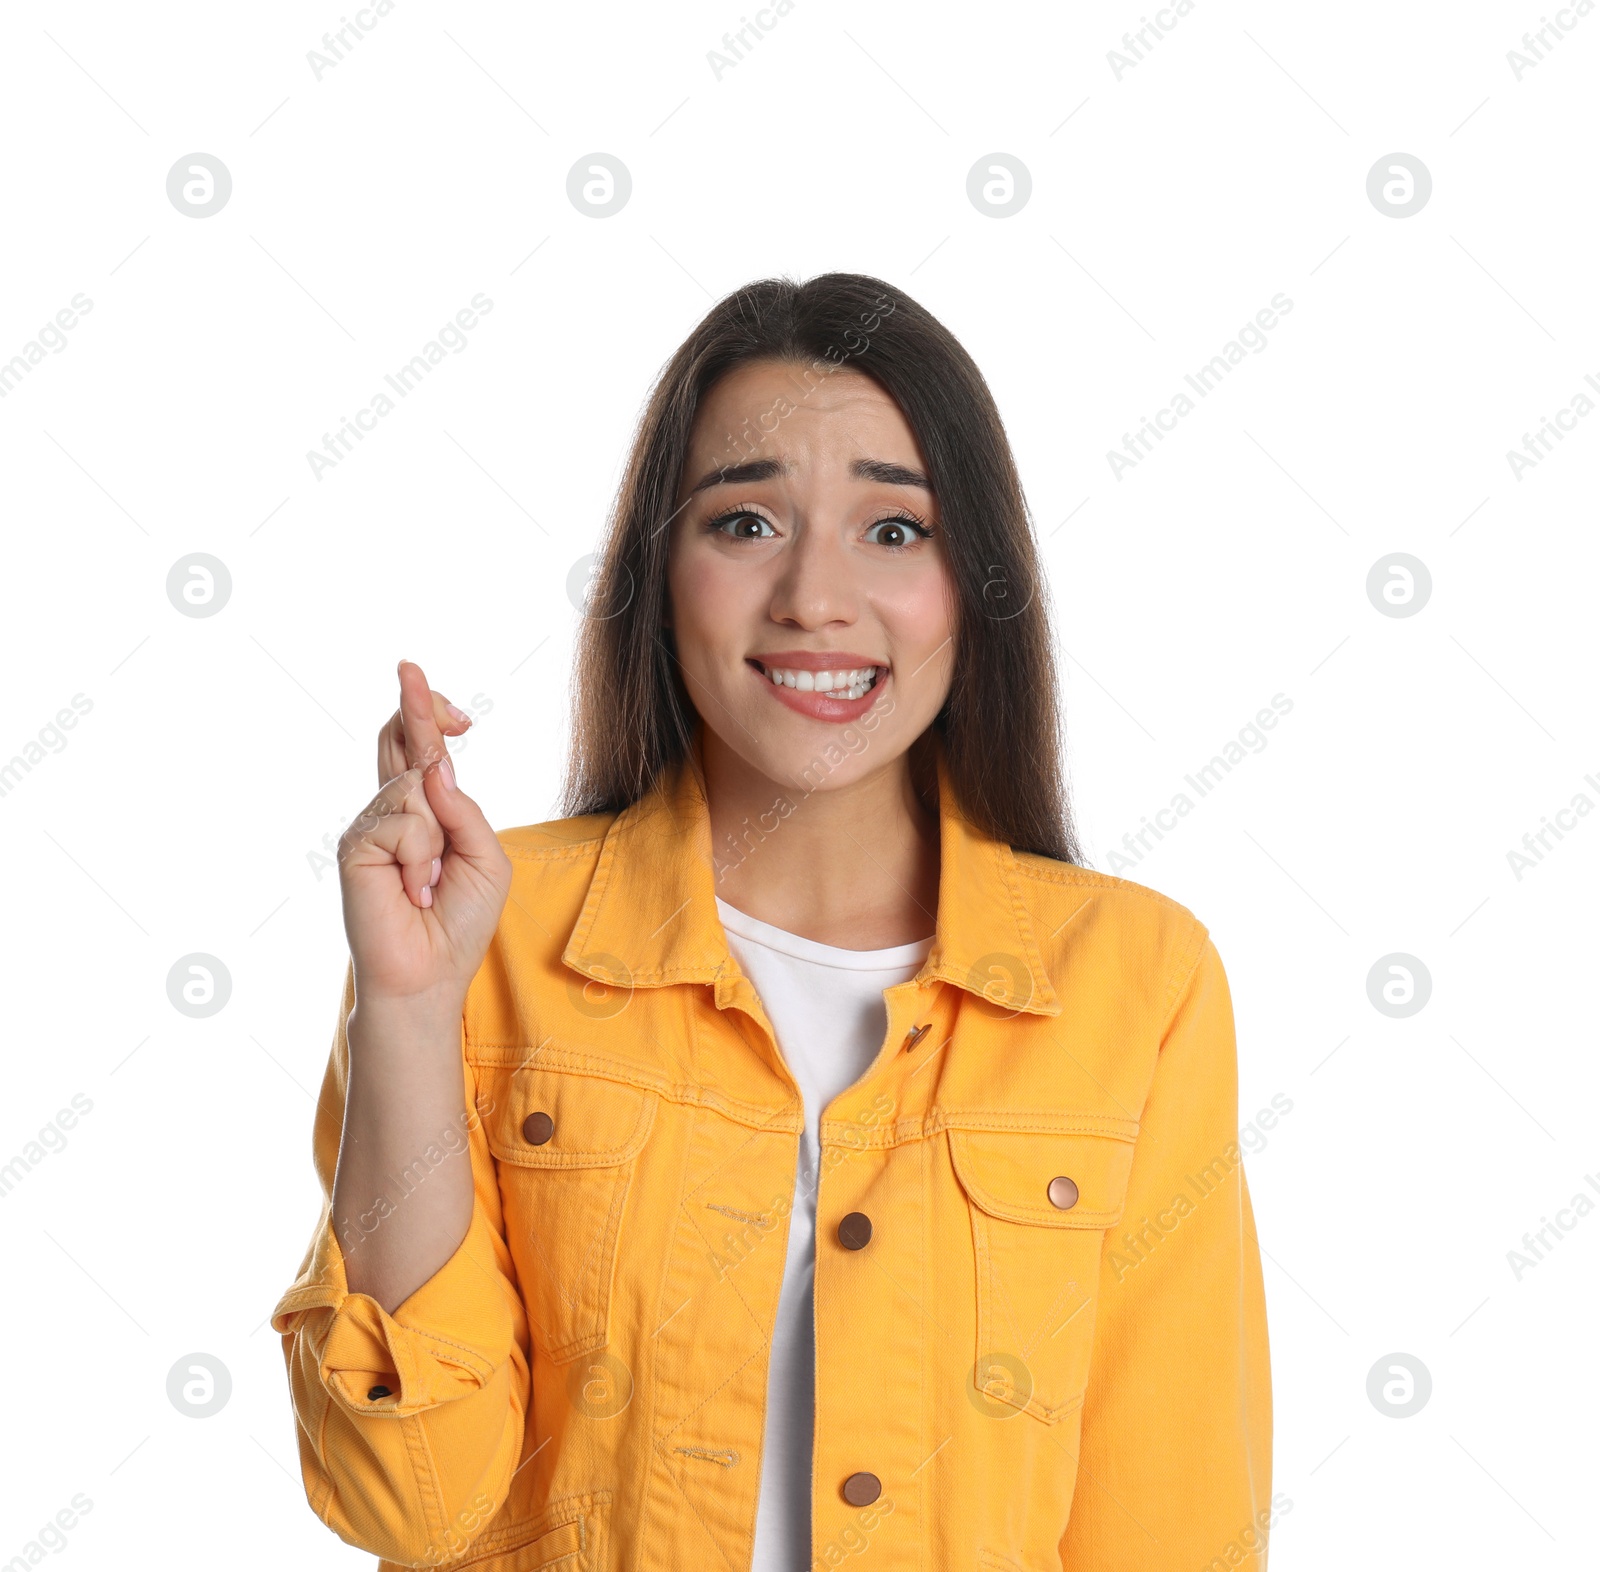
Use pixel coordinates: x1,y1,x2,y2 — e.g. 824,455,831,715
422,752,501,865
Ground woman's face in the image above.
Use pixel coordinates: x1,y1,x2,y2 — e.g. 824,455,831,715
666,358,957,793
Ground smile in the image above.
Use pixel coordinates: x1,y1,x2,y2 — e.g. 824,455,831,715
758,663,881,699
746,658,889,720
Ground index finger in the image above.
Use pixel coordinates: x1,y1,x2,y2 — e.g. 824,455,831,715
343,765,425,857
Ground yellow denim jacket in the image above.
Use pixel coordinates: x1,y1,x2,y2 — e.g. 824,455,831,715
271,726,1272,1571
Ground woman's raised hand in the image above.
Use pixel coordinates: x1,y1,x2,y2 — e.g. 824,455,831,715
337,659,513,1006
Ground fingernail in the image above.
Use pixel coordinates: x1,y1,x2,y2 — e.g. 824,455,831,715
431,856,441,884
439,756,456,791
420,883,433,908
446,703,472,726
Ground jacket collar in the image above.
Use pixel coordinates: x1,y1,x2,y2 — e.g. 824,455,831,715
561,721,1062,1018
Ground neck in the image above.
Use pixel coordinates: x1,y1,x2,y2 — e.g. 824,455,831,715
702,725,941,950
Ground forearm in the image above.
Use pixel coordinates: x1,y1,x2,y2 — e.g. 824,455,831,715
331,991,476,1313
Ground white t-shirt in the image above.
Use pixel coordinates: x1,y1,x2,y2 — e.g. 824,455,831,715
713,895,935,1572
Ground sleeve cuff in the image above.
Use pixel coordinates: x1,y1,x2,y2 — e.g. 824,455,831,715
271,1197,516,1419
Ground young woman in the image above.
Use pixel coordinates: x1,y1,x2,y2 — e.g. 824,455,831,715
271,273,1273,1572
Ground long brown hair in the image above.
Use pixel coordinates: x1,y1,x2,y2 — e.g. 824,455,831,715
560,271,1082,866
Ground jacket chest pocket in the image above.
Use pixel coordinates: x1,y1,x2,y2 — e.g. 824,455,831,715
479,1064,658,1365
948,1125,1137,1424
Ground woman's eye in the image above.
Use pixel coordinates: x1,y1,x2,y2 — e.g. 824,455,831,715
709,510,776,540
864,516,930,549
707,510,930,548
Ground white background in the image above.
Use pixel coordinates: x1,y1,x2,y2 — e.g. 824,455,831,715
1,0,1595,1566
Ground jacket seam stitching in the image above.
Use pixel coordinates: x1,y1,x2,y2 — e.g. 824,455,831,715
590,1155,634,1346
1012,858,1198,914
996,841,1060,1010
562,808,624,962
485,1089,658,1170
917,1130,928,1572
449,1489,611,1567
1157,917,1211,1042
309,1386,335,1523
392,1320,498,1379
466,1044,804,1131
634,1105,696,1555
856,1111,1141,1144
661,1140,773,1441
499,837,609,863
401,1409,449,1559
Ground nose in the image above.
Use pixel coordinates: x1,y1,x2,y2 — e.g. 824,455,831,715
766,519,859,629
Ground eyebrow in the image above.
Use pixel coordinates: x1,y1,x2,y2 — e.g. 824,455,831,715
687,456,930,495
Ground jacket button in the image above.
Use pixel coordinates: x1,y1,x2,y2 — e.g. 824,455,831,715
902,1022,931,1053
1048,1176,1079,1210
837,1211,873,1250
522,1111,554,1145
367,1384,392,1400
842,1471,881,1506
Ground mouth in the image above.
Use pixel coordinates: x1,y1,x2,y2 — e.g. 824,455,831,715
746,658,887,701
745,656,896,723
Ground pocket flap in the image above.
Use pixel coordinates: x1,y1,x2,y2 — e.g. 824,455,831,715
948,1127,1136,1228
506,1517,582,1570
481,1066,657,1169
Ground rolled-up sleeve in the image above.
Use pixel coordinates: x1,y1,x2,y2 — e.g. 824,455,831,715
1060,926,1274,1570
270,959,530,1568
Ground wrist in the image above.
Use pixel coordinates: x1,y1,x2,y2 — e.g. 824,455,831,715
346,990,464,1054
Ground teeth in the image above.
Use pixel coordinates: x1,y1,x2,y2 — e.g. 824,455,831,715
763,664,882,699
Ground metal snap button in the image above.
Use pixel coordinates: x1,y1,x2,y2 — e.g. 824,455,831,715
842,1471,881,1506
522,1111,554,1145
1047,1175,1079,1210
837,1211,873,1250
